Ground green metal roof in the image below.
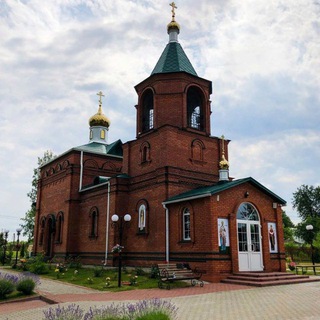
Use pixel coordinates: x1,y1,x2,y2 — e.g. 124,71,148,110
151,42,197,76
75,139,123,157
163,177,286,205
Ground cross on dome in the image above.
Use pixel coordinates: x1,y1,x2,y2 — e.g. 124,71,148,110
97,91,105,106
169,2,177,21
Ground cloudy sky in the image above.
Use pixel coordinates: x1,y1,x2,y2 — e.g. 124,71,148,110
1,0,319,240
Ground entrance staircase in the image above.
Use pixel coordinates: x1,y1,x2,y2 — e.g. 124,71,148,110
221,272,320,287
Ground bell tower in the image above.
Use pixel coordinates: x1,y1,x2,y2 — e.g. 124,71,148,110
123,3,229,187
135,3,212,138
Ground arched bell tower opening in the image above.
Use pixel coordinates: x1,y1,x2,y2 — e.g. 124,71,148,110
187,86,205,131
140,89,154,133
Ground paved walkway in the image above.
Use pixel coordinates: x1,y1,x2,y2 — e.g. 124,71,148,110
1,268,320,319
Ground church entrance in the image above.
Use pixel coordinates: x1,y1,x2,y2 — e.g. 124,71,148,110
237,203,263,271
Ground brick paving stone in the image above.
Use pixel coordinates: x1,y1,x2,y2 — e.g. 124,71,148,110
1,267,320,320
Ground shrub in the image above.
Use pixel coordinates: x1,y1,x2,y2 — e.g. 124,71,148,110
29,261,49,275
43,299,178,320
43,303,84,320
84,303,128,320
93,266,105,277
28,254,49,274
17,278,35,295
128,299,178,320
66,255,82,269
0,272,19,285
15,258,29,271
0,279,15,299
0,272,18,299
149,265,159,279
16,272,40,295
134,267,145,276
135,311,171,320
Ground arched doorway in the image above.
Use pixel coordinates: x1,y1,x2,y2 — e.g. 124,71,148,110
237,203,263,271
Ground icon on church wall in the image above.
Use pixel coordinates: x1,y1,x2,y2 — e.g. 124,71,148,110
268,222,278,253
138,204,146,232
218,218,230,254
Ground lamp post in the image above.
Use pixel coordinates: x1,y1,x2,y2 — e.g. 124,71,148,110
2,230,9,266
306,224,315,275
14,227,22,268
111,213,131,287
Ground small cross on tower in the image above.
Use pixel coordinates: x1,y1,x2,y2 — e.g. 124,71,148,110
169,2,177,21
221,135,225,154
97,91,105,106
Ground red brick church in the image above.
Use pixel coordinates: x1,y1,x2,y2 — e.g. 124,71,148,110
33,5,286,281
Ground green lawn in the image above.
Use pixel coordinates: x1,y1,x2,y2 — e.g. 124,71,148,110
39,265,189,292
41,266,159,291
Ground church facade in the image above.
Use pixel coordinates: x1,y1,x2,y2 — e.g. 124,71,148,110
33,6,286,282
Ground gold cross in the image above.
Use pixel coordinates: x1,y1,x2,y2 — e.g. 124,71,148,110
221,135,225,154
97,91,105,105
169,2,177,21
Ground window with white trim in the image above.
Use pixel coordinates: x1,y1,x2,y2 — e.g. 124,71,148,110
138,204,146,231
183,208,191,241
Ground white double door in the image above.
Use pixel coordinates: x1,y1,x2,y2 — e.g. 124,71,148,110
237,220,263,271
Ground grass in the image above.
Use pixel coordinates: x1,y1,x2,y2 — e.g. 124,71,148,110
41,266,189,292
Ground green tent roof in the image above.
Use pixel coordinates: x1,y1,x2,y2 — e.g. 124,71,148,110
75,139,123,157
163,177,286,205
151,42,197,76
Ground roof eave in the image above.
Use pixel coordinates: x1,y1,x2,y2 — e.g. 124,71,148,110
162,192,212,205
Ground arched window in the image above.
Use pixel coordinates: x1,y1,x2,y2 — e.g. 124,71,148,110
187,87,204,131
136,201,149,234
55,211,64,244
100,129,105,139
236,203,259,221
140,142,151,164
39,217,46,245
89,207,99,238
141,90,154,132
138,204,146,231
182,208,191,241
191,139,205,162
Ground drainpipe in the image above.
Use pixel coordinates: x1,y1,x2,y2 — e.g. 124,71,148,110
163,204,169,262
105,180,111,265
79,151,84,191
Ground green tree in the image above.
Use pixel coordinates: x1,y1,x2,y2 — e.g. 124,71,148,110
20,150,56,241
20,242,25,258
295,217,320,246
292,185,320,220
0,233,4,247
282,211,295,241
295,217,320,263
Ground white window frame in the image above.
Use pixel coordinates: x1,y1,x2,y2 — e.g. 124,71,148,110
183,208,191,241
138,204,146,230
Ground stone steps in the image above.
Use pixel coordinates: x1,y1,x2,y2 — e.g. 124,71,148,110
221,272,320,287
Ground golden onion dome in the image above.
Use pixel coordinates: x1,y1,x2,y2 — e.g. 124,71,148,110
89,105,110,128
219,154,229,170
167,20,180,33
167,2,180,33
